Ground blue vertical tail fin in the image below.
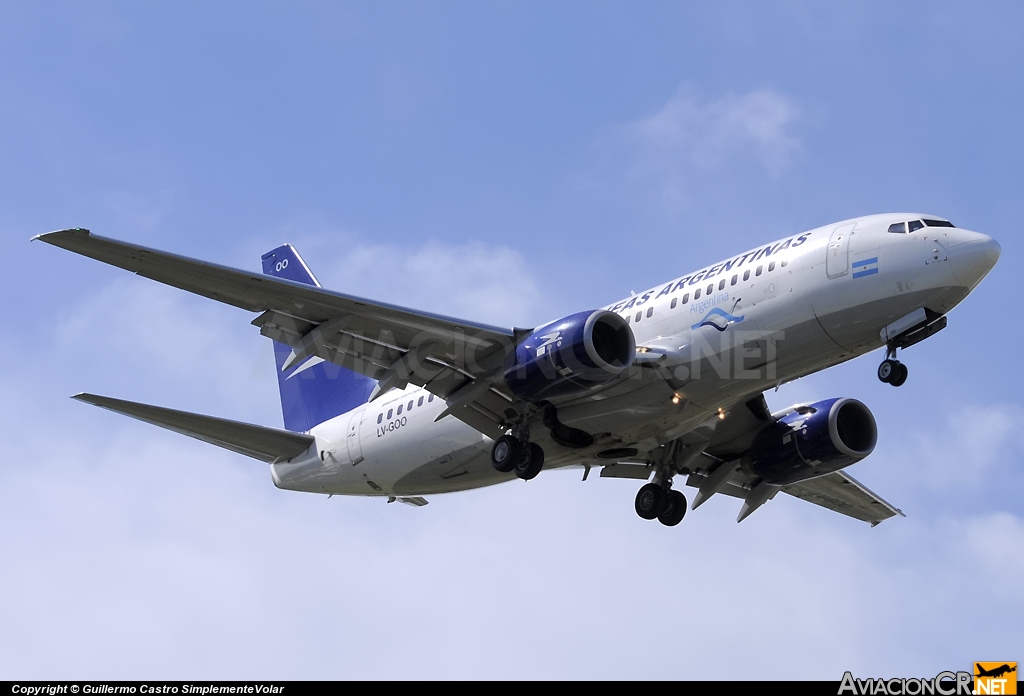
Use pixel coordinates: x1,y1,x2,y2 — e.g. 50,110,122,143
261,245,376,433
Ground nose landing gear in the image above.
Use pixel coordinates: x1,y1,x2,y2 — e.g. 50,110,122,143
877,349,908,387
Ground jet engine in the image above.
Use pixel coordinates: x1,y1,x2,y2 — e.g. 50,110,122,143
746,397,877,485
504,310,635,401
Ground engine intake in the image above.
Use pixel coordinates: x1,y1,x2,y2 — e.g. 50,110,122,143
504,310,635,401
747,397,877,485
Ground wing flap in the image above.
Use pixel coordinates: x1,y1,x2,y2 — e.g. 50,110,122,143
782,471,904,526
73,393,315,463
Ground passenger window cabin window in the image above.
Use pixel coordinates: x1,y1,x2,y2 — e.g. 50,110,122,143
706,283,713,295
908,220,924,232
888,222,907,234
646,307,653,318
397,404,403,415
671,298,677,309
377,413,383,424
694,288,701,300
731,274,737,285
743,270,750,281
408,400,413,411
418,396,424,407
781,259,788,267
756,266,763,276
682,293,689,303
635,311,642,322
387,409,393,419
428,394,434,402
769,261,775,272
717,279,724,290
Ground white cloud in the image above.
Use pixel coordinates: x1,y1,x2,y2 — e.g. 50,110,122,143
49,279,277,422
888,402,1024,491
580,85,807,215
327,241,546,328
630,86,803,175
241,223,551,328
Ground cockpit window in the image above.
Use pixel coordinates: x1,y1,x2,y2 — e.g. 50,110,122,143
923,219,955,228
908,220,924,232
888,222,906,234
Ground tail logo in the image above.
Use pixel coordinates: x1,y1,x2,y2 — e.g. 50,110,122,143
691,308,745,332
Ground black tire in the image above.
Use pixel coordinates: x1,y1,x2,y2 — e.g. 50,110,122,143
515,442,545,481
890,362,908,387
635,483,666,520
877,359,897,383
658,490,687,527
491,435,521,473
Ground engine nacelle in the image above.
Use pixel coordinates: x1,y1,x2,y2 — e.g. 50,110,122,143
504,310,635,402
747,397,877,485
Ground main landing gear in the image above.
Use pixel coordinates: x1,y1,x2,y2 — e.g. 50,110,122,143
491,434,545,481
635,482,687,527
878,347,908,387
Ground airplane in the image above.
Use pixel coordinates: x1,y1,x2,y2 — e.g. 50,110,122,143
975,665,1016,679
34,212,1000,527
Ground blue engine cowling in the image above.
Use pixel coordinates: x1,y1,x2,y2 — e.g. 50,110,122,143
504,310,635,402
747,398,877,485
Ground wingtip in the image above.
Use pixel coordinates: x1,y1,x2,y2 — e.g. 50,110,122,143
32,228,92,244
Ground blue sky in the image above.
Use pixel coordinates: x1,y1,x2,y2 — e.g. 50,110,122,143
2,2,1022,679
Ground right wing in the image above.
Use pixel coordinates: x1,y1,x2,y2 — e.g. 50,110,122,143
37,229,523,438
74,393,315,463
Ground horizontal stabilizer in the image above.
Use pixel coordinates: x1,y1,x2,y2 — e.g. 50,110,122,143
73,393,315,464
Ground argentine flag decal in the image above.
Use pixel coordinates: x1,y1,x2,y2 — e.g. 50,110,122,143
852,256,878,278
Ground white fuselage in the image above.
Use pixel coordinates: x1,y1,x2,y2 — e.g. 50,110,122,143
271,213,999,498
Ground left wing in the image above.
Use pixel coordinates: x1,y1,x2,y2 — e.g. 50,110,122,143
782,471,904,526
674,394,902,525
36,229,521,437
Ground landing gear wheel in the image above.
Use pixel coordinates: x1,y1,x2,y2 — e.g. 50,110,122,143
514,442,545,481
491,435,521,473
657,490,687,527
877,359,899,384
635,483,666,520
890,362,908,387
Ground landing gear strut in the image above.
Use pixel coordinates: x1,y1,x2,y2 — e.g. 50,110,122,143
635,482,687,526
878,347,908,387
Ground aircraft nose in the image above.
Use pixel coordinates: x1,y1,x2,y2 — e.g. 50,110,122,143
948,230,1001,288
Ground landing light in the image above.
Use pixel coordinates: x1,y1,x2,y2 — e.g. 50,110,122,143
718,408,727,420
671,393,683,405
